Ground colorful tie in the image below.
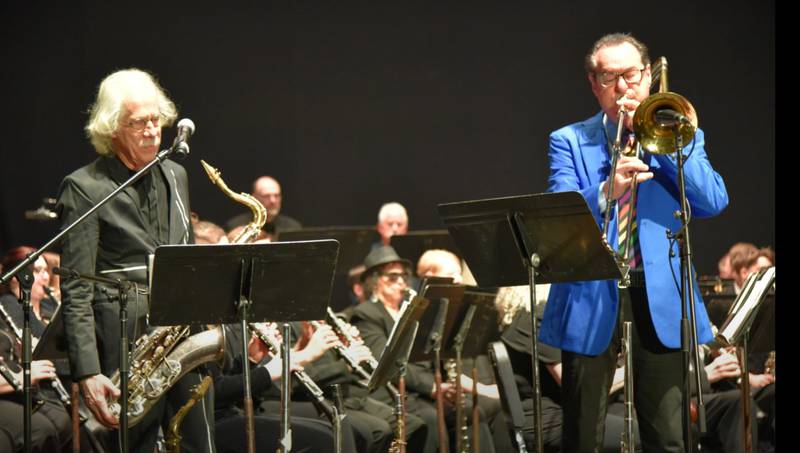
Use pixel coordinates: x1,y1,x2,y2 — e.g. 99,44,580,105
618,185,641,269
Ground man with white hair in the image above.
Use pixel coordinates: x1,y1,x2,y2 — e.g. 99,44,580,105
225,175,302,237
376,202,408,246
56,69,215,452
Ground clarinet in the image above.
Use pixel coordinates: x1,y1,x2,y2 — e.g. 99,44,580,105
0,302,71,408
309,320,372,385
250,322,344,453
325,308,380,371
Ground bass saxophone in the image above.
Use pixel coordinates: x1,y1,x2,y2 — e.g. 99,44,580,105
107,159,266,426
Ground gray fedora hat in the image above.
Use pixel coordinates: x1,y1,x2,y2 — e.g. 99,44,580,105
361,245,412,281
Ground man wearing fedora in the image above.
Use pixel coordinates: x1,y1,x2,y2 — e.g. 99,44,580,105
350,246,497,453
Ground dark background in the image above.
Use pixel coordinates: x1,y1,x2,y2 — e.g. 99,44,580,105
0,1,774,276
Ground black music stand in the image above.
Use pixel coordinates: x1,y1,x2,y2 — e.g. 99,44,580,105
438,191,623,453
149,240,339,453
279,227,378,311
366,293,430,452
715,266,776,452
390,229,461,269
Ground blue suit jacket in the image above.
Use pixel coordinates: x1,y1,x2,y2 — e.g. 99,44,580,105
539,111,729,355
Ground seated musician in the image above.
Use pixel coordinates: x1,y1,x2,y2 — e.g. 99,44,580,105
350,245,497,453
0,247,71,452
210,323,349,452
262,319,427,453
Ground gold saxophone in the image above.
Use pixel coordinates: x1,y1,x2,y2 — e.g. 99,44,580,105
107,160,266,427
164,376,213,453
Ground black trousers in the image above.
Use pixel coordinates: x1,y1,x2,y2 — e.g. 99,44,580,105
0,398,72,452
561,286,685,453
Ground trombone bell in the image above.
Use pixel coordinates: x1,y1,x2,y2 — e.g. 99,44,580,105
632,92,698,154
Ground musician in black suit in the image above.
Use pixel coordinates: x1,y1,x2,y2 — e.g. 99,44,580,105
56,68,213,453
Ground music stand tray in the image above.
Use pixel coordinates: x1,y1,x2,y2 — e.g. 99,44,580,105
390,230,461,270
367,294,431,393
148,240,339,325
33,304,68,362
442,288,501,360
406,284,466,364
279,227,378,312
438,191,623,286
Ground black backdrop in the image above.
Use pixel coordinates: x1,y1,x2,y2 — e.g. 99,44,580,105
0,1,774,275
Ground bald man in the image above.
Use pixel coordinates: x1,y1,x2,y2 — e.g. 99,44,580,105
225,175,302,235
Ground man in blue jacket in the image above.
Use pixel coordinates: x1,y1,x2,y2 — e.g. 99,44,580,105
539,33,729,452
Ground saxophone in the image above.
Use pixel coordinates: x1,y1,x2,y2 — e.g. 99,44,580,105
164,376,213,453
107,159,266,426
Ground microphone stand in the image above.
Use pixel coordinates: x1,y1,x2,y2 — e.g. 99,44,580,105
0,144,186,453
14,267,35,453
54,267,138,453
667,126,707,449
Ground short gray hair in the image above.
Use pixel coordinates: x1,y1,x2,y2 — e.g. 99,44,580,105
85,68,178,156
377,202,408,222
584,33,650,74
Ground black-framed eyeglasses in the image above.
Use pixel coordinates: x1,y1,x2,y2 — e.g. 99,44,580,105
380,271,410,283
594,66,646,88
125,115,162,132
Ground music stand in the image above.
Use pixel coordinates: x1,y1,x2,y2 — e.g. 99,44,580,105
439,286,501,452
279,227,378,312
390,229,461,269
149,240,339,453
438,191,623,453
715,266,775,452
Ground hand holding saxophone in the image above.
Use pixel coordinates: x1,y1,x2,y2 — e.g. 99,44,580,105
80,373,121,429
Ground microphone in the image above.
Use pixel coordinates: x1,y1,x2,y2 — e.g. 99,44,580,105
24,198,58,221
170,118,196,156
654,109,690,127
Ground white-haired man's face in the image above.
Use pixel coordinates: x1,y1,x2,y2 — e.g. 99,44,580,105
377,211,408,245
112,91,162,170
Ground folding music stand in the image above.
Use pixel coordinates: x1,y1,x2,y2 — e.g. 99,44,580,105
33,304,68,363
148,240,339,453
438,191,624,453
390,229,461,269
279,227,378,312
715,266,776,452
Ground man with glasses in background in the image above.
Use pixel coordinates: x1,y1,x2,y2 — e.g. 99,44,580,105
539,33,728,452
56,69,215,453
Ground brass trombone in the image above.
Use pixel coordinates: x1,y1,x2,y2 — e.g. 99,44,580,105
617,57,700,267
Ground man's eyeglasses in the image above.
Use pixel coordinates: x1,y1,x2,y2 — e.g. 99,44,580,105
594,66,646,88
125,115,161,131
381,271,410,283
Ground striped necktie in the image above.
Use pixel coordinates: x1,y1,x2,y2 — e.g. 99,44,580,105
618,183,641,269
617,135,641,269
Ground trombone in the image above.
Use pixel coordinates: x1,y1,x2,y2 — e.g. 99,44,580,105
602,57,700,277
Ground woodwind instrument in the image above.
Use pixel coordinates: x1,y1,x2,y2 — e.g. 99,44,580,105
250,322,344,453
309,320,371,386
164,376,212,453
0,302,71,409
